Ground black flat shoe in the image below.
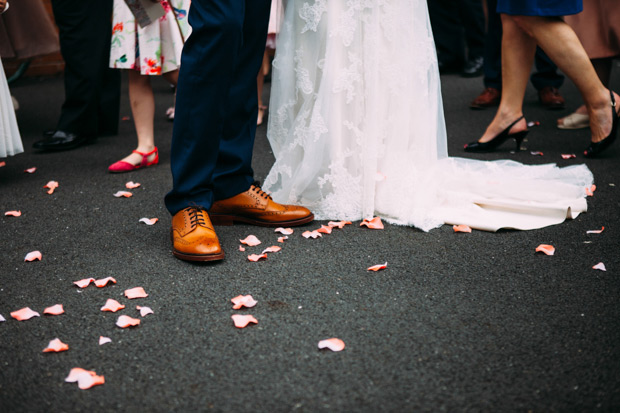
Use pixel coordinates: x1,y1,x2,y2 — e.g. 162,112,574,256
584,91,619,158
464,116,528,153
33,130,95,152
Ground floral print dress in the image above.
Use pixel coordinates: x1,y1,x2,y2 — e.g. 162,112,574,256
109,0,190,75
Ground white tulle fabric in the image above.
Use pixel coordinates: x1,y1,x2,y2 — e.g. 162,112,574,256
0,59,23,158
264,0,593,232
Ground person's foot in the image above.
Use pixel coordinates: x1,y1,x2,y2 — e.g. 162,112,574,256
209,183,314,227
33,130,95,151
461,56,484,78
257,105,267,126
171,206,225,262
557,105,589,129
588,90,620,145
477,113,528,144
108,147,158,173
538,86,565,110
469,87,501,109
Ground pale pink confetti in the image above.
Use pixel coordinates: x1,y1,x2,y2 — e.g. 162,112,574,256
592,262,607,271
10,307,40,321
453,225,472,233
231,295,258,309
0,161,5,167
44,180,59,194
24,167,36,174
240,235,261,246
24,251,42,261
274,227,294,235
94,277,117,288
99,336,112,345
116,315,141,328
585,185,597,196
139,217,158,225
4,210,21,217
43,304,65,316
248,253,268,262
0,314,5,322
561,154,576,159
318,338,345,352
535,244,555,256
328,221,352,229
277,236,288,243
113,191,133,198
136,306,154,317
43,338,69,353
261,246,282,254
125,181,141,189
586,227,605,234
530,151,544,156
367,262,388,272
73,278,95,288
125,287,148,299
239,245,246,252
317,225,333,234
65,368,105,389
231,314,258,328
302,230,322,239
100,299,125,313
360,217,384,229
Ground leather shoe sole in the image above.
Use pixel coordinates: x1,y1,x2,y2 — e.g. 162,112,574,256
170,229,225,262
210,212,315,227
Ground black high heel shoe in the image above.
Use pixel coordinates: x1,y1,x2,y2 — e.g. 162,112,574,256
464,115,529,153
584,91,619,158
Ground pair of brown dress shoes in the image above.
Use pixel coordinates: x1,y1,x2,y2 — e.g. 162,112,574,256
469,86,565,110
171,184,314,262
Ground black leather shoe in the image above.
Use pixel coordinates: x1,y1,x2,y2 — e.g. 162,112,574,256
33,130,95,151
461,56,484,78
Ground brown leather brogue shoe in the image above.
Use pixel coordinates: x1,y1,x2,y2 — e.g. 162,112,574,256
469,87,501,109
538,86,565,110
171,206,225,262
209,184,314,227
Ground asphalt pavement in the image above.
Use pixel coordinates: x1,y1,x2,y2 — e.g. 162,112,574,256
1,66,619,412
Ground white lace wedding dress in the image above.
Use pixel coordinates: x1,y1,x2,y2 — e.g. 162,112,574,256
264,0,593,232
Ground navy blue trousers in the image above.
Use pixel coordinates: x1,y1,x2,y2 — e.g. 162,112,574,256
165,0,271,215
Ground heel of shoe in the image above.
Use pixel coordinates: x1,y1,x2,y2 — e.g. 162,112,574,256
513,131,528,151
209,214,234,226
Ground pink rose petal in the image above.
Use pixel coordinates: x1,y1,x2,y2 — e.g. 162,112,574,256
139,217,158,225
43,304,64,316
10,307,40,321
99,336,112,345
24,167,36,173
585,185,597,197
101,299,125,313
231,314,258,328
535,244,555,256
261,246,282,254
328,221,352,229
367,262,387,272
24,251,42,262
124,287,148,299
248,253,268,262
274,227,294,235
44,180,59,194
360,217,384,229
530,151,544,156
231,295,258,310
94,277,117,288
4,210,21,217
453,225,472,233
240,235,261,246
302,230,322,239
586,226,605,234
65,368,105,389
239,245,246,252
0,161,5,167
113,191,133,198
73,278,95,288
318,338,345,352
592,262,606,271
43,338,69,353
561,154,576,159
136,306,154,317
277,236,288,243
317,225,333,234
125,181,141,189
116,315,141,328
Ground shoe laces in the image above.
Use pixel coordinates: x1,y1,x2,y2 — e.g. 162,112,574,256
251,182,272,200
186,206,208,228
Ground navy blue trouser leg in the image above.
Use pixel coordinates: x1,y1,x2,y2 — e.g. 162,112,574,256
165,0,271,215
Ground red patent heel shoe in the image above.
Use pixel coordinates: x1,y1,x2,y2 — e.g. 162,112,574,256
108,147,159,173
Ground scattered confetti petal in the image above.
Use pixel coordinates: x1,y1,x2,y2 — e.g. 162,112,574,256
317,225,333,234
139,217,158,225
43,304,64,316
101,299,125,313
239,245,246,252
116,315,141,328
122,116,131,121
302,230,322,239
277,236,288,243
44,180,59,194
586,227,605,234
113,191,133,198
527,121,540,127
99,336,112,345
24,251,42,262
261,246,282,254
318,338,345,352
328,221,352,229
0,314,5,322
73,278,95,288
65,368,105,389
561,154,576,159
585,185,597,196
125,287,148,299
248,253,268,262
231,314,258,328
367,262,388,271
125,181,141,189
453,225,472,233
24,167,36,174
274,227,294,235
4,210,21,217
360,217,384,229
94,277,117,288
0,161,5,167
530,151,544,156
43,338,69,353
240,235,261,246
592,262,606,271
10,307,40,321
136,306,154,317
231,295,258,310
535,244,555,256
